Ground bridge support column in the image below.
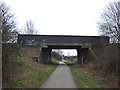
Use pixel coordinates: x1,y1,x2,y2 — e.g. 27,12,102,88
39,48,52,64
77,48,88,64
81,48,88,64
77,49,82,64
45,48,52,64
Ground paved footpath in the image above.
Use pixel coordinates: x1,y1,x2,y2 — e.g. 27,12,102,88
40,65,77,88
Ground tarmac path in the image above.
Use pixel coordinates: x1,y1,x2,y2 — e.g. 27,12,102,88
40,64,77,88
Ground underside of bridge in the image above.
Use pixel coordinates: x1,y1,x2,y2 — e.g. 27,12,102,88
39,44,89,64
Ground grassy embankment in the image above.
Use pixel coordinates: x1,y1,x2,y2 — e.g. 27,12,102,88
3,44,56,88
64,59,106,88
64,58,106,88
70,65,106,88
91,44,118,88
69,43,119,88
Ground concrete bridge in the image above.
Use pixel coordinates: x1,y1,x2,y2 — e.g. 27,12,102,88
18,34,109,64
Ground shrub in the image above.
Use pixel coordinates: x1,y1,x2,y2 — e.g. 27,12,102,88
2,43,21,87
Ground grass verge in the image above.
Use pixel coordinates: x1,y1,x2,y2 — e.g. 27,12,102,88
70,65,106,88
64,60,74,65
51,59,59,65
7,62,56,88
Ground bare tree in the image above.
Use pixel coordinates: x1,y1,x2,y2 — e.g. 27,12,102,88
24,20,38,34
98,1,120,43
56,49,63,56
0,2,18,43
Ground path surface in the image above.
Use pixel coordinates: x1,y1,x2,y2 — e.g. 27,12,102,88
40,65,77,88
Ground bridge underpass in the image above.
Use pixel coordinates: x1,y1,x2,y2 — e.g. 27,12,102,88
39,44,89,64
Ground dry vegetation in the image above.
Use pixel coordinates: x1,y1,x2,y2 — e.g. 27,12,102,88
2,43,21,87
88,43,119,88
70,43,119,88
70,65,106,88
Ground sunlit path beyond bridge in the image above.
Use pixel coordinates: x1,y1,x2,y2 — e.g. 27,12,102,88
40,64,77,88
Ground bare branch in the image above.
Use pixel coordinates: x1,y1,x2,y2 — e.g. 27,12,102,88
0,2,18,43
98,1,120,43
24,20,38,34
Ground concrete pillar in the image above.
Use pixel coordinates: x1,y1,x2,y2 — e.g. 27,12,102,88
77,48,88,64
81,48,88,64
39,47,43,63
39,48,52,64
45,48,52,64
39,47,44,64
77,49,82,64
78,48,88,64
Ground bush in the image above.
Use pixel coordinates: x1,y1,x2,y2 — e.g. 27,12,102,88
90,43,119,88
2,43,21,87
51,51,62,60
93,43,119,76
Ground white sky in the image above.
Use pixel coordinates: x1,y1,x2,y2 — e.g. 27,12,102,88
1,0,117,55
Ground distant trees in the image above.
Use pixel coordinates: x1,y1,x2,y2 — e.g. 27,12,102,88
98,1,120,43
24,20,38,34
51,49,63,60
0,2,18,43
51,51,62,60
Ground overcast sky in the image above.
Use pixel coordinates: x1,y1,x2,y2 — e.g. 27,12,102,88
2,0,117,55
